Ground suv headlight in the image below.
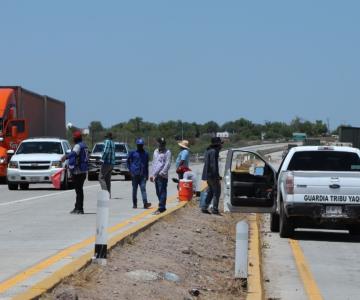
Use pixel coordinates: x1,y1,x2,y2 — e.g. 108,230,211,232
51,161,62,168
8,161,19,169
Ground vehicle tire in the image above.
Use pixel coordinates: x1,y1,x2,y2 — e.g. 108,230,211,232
8,182,19,190
124,174,132,181
0,176,7,184
88,173,98,181
19,183,29,190
61,172,68,190
270,212,280,232
279,202,294,238
349,225,360,235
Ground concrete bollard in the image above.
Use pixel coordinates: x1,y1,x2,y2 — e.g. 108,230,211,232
235,221,249,279
93,190,110,266
194,170,201,197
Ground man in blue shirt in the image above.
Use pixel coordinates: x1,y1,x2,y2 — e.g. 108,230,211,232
127,138,151,209
175,140,190,180
99,132,115,195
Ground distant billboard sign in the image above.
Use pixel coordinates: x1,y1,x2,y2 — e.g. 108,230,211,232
217,131,230,138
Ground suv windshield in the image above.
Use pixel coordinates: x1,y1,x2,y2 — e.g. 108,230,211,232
288,151,360,172
92,143,127,154
16,142,63,155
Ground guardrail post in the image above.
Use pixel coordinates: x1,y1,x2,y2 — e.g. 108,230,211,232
235,221,249,279
93,190,109,266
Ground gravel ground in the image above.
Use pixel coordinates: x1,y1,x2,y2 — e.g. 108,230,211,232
41,200,246,300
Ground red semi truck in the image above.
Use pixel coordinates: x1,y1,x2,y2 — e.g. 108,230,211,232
0,86,66,181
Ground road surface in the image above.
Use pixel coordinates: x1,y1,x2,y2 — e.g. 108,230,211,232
263,151,360,300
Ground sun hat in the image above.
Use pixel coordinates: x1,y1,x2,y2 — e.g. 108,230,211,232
178,140,190,149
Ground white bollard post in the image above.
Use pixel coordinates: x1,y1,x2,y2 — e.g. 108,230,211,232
235,221,249,279
194,170,201,197
93,190,110,266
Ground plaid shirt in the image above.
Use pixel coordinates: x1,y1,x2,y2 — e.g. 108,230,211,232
151,148,172,178
101,139,116,166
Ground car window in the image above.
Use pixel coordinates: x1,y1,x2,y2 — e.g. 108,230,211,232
62,142,69,152
16,142,64,154
93,144,104,153
231,151,266,176
115,144,127,154
288,151,360,172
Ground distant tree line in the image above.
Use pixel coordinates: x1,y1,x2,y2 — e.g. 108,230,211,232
68,117,329,154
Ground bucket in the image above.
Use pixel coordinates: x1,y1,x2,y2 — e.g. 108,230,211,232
179,179,193,201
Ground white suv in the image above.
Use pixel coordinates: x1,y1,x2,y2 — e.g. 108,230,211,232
7,138,72,190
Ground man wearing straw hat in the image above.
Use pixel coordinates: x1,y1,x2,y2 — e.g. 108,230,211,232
175,140,190,181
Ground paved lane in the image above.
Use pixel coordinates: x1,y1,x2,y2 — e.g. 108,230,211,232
263,151,360,300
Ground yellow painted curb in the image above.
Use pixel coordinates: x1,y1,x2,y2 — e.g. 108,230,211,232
246,214,264,300
11,191,202,300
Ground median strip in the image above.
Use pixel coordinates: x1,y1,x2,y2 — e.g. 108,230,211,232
2,193,190,299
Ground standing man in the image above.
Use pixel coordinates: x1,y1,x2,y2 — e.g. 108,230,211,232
175,140,190,181
201,137,223,215
150,137,172,215
63,131,89,214
127,138,151,209
99,132,115,196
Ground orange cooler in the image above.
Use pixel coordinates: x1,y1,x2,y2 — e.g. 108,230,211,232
179,179,193,201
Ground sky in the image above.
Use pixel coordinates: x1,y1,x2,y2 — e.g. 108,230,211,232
0,1,359,129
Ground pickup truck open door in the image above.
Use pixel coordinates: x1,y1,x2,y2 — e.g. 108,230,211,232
223,149,277,213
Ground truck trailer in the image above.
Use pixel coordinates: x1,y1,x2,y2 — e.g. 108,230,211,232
0,86,66,180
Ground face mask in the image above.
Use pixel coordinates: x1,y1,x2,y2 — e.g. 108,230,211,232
137,145,144,151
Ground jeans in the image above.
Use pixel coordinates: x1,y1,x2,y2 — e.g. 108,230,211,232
201,178,221,211
73,173,87,211
132,175,148,206
155,177,168,212
99,164,113,195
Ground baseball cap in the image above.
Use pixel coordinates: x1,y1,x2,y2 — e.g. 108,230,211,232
73,131,82,139
136,138,145,145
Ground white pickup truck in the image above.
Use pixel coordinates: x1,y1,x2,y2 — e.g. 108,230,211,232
223,146,360,238
273,145,360,237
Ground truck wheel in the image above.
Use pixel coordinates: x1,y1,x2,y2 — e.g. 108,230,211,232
279,203,294,238
61,172,68,190
349,225,360,235
270,213,280,232
19,183,29,190
88,173,98,181
8,183,19,190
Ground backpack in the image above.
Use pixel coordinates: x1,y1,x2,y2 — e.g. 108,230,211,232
76,142,89,172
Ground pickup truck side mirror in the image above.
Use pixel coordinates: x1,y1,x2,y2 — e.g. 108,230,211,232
66,149,71,154
11,126,18,138
7,149,15,156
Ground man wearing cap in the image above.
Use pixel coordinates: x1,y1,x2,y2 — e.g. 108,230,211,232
175,140,190,181
150,137,172,214
99,132,115,196
62,131,89,214
127,138,151,209
201,137,223,215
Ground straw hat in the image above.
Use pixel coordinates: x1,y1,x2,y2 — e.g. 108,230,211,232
178,140,190,149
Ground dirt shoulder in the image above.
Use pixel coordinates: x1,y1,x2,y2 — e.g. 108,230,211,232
41,200,245,300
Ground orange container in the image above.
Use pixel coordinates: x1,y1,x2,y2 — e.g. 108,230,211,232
179,179,193,201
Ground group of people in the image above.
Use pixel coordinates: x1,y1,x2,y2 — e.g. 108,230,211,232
63,131,223,216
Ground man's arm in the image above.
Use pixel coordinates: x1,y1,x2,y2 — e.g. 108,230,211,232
101,140,110,161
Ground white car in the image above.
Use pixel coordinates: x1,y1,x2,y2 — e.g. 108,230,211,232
7,138,72,190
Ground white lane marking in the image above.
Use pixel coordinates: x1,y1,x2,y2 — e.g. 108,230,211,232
0,184,100,207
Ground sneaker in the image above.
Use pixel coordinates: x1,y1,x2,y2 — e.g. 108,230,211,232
172,177,179,183
211,209,221,215
70,209,84,214
201,209,211,214
152,209,166,215
133,205,137,209
144,202,152,209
